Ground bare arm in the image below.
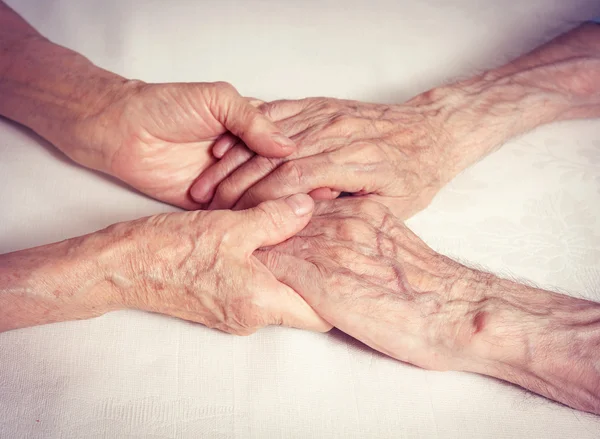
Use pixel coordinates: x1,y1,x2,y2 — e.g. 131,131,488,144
0,230,125,332
0,0,129,168
0,1,296,208
0,195,329,333
459,275,600,414
435,21,600,179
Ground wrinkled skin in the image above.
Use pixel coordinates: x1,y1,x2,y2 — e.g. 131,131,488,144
257,198,474,370
106,194,330,335
74,81,294,209
192,95,460,219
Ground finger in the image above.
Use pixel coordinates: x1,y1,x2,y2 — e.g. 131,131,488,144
256,250,338,321
260,251,420,367
246,97,265,108
233,153,377,211
212,95,268,158
258,99,310,123
236,193,314,252
211,82,296,158
208,154,285,210
212,133,239,158
308,188,341,201
255,273,331,332
191,143,255,204
256,250,322,306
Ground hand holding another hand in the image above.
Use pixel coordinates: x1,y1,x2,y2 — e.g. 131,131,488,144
62,81,296,209
257,198,473,370
103,194,330,334
256,198,600,414
192,93,471,218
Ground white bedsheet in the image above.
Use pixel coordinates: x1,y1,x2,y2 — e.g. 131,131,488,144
1,0,600,437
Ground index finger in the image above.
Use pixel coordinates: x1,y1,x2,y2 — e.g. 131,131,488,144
232,152,378,210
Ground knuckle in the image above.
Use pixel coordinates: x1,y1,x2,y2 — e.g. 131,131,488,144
278,161,305,187
213,81,235,93
214,180,239,206
245,110,263,128
254,202,283,230
328,245,350,262
335,218,372,242
262,156,284,172
318,99,339,112
222,296,263,332
326,112,352,132
235,110,263,139
364,142,388,161
258,249,281,270
350,198,389,220
232,327,258,336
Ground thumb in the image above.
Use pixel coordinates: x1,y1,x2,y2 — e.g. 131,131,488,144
237,193,314,252
215,83,295,158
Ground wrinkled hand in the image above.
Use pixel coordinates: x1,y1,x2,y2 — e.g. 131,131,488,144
192,95,463,218
107,194,330,334
72,81,295,209
256,199,600,415
256,198,476,370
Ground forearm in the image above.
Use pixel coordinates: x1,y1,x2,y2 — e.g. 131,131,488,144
0,229,128,332
420,23,600,182
440,271,600,414
0,1,130,170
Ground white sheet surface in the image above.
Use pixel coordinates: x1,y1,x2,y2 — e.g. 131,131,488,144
1,0,600,437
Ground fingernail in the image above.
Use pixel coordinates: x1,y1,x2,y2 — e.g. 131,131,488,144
213,141,233,158
213,139,236,159
190,182,209,202
213,144,227,158
285,193,314,216
271,133,295,150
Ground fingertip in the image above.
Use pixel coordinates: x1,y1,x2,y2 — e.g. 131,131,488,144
190,179,212,204
308,188,338,201
212,135,237,158
283,193,314,217
249,132,296,158
271,133,295,150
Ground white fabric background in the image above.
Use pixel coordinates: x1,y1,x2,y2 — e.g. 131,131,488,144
1,0,600,437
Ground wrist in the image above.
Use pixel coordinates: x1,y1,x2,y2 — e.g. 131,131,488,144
0,36,138,172
408,25,600,182
409,75,569,183
64,77,144,173
443,272,600,414
0,228,129,331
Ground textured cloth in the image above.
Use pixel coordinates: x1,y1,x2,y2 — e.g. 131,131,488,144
1,0,600,437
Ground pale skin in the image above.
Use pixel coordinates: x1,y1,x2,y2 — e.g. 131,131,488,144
258,199,600,414
193,23,600,218
0,1,328,332
0,193,330,334
0,0,599,415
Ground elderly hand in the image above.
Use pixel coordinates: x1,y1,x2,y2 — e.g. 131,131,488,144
0,194,330,334
66,81,295,209
257,198,600,414
0,8,296,210
191,94,469,218
257,198,471,370
112,194,330,334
